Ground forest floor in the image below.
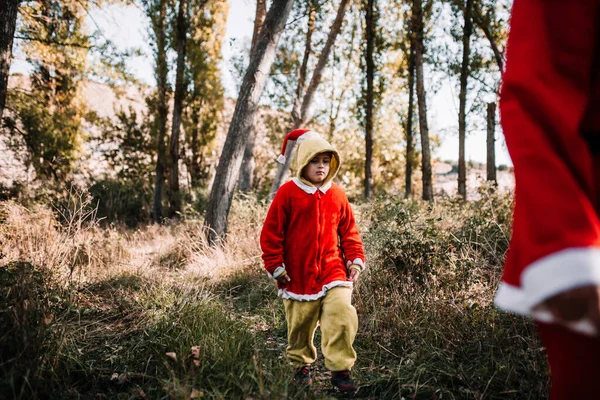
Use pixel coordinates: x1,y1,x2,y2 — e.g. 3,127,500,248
0,192,547,399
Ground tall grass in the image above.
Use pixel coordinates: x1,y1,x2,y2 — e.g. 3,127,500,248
0,190,547,399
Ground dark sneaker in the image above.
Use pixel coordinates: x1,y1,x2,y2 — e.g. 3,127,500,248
331,370,356,392
294,366,313,385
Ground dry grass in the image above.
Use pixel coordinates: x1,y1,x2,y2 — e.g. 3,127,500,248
0,191,547,399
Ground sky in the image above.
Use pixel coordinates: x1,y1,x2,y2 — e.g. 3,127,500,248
9,0,512,166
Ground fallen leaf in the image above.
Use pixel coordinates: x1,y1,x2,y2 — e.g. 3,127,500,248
190,388,204,398
166,352,177,362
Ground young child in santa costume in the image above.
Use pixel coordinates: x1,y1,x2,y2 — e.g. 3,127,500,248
260,129,365,391
494,0,600,398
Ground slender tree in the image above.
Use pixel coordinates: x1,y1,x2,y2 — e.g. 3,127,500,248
327,18,358,141
204,0,295,243
412,0,433,200
185,0,227,189
473,1,505,183
168,0,190,218
455,0,506,183
486,102,496,183
268,0,351,198
7,0,89,181
239,0,267,192
0,0,20,119
405,44,416,198
292,0,317,127
364,0,375,199
457,0,473,200
144,0,170,223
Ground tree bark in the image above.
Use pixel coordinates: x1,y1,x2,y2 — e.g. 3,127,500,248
189,108,202,187
168,0,189,218
405,43,416,198
238,0,267,193
299,0,350,123
204,0,295,243
291,0,316,126
152,0,170,223
486,102,497,183
364,0,375,199
0,0,20,119
268,0,351,198
458,0,473,200
413,0,433,201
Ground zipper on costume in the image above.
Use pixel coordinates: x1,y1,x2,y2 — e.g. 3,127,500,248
316,191,321,276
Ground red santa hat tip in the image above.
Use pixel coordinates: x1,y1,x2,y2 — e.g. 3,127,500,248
277,129,320,164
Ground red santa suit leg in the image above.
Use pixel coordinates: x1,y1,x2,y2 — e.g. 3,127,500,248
537,322,600,399
495,0,600,318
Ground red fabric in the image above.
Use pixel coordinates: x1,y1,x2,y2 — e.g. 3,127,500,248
260,181,364,296
500,0,600,289
537,322,600,399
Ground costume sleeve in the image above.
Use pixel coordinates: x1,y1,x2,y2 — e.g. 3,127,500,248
338,194,365,270
260,190,288,277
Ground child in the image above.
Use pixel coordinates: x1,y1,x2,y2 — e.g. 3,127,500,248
260,129,365,391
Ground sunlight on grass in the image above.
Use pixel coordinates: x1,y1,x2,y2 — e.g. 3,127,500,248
0,191,547,399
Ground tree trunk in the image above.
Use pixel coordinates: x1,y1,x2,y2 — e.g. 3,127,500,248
189,109,202,187
169,0,188,218
364,0,375,199
292,0,316,126
413,0,433,201
458,0,473,200
0,0,20,118
152,0,170,223
486,102,497,183
267,1,316,199
299,0,350,123
204,0,295,243
268,0,351,198
405,44,416,198
238,0,267,193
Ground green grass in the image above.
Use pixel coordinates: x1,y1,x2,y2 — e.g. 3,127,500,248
0,192,548,399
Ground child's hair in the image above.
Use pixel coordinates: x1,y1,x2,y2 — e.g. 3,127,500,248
317,151,334,159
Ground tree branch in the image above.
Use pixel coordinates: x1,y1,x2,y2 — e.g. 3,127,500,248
14,35,93,49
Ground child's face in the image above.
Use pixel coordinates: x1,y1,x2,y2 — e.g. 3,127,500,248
303,153,331,186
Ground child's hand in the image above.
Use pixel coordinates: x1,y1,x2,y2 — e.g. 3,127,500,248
275,273,291,285
348,266,361,282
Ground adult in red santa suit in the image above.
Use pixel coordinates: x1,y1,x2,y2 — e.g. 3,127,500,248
494,0,600,398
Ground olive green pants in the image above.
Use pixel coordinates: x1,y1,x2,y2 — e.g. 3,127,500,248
283,286,358,371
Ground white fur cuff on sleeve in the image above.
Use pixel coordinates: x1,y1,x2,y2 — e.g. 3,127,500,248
347,258,365,271
269,265,286,279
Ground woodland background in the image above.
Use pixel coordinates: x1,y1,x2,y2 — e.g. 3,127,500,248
0,1,546,399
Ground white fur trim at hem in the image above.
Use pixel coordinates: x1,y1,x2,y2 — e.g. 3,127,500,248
494,247,600,316
346,258,365,271
292,177,332,194
277,154,286,164
278,280,353,301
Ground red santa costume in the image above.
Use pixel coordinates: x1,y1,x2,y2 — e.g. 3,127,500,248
261,129,365,300
260,129,365,374
495,0,600,397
